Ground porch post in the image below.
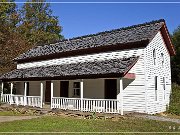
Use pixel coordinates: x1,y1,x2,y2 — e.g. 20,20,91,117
24,82,27,106
51,81,53,109
120,78,124,115
1,82,3,95
80,79,83,111
40,82,43,108
10,82,13,105
1,82,4,102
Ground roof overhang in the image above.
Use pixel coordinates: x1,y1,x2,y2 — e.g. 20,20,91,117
160,23,176,56
1,57,139,82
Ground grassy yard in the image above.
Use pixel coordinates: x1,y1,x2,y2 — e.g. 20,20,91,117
0,115,179,133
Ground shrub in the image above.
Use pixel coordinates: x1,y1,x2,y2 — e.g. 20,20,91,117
168,83,180,115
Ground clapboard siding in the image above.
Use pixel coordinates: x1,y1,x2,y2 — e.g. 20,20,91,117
145,31,171,114
119,51,146,113
17,48,144,69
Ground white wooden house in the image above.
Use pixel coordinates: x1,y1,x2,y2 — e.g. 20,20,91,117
0,19,175,115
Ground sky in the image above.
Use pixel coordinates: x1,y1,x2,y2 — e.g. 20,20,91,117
16,0,180,39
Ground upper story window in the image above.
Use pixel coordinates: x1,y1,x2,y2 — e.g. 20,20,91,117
73,82,80,97
153,49,156,65
161,53,164,67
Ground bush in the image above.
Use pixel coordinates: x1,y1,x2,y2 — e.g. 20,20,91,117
168,83,180,115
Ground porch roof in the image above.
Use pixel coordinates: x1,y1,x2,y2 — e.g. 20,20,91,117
0,56,139,81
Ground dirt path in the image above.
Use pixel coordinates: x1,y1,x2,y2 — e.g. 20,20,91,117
134,114,180,124
0,116,40,123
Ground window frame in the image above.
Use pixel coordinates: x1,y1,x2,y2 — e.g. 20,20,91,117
153,49,156,65
161,53,164,67
73,82,80,97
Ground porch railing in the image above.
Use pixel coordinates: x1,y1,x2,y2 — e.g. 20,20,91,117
26,96,41,108
52,97,120,113
1,94,120,113
51,97,81,110
1,94,11,103
1,94,41,108
83,98,119,113
11,95,24,105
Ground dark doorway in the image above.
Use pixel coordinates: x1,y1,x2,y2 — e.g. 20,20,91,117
105,79,117,99
60,81,69,97
45,81,51,102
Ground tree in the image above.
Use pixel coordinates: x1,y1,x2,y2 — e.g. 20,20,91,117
0,0,18,27
0,0,19,44
171,25,180,85
0,0,21,74
18,0,63,46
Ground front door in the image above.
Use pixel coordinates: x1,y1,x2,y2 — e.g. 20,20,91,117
45,81,51,102
60,81,69,97
105,79,117,99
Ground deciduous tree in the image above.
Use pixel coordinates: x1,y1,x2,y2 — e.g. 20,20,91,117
18,0,63,46
171,26,180,84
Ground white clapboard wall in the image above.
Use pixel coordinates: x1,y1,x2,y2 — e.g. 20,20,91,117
145,31,171,114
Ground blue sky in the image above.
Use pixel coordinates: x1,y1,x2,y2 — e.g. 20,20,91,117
16,1,180,39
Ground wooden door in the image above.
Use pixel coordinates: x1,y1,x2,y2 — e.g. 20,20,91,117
105,79,117,99
60,81,69,97
45,81,51,102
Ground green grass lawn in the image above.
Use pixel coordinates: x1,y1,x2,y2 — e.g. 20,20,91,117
0,115,179,133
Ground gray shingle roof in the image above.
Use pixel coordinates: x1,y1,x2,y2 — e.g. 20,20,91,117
14,19,165,61
1,56,139,81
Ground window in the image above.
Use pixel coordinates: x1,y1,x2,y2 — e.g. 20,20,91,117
73,82,80,96
153,49,156,65
155,76,158,101
163,77,166,100
161,53,164,67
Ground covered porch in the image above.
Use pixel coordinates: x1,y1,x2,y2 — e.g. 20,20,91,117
1,78,130,114
0,57,138,115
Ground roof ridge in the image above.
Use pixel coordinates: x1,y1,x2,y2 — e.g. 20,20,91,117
63,19,164,41
68,19,165,41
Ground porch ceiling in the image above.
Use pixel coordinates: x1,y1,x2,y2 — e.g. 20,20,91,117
0,56,139,81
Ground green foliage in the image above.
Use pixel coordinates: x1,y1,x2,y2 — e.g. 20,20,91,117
90,111,97,119
0,0,63,75
0,0,18,28
18,0,63,46
0,0,19,43
171,25,180,84
0,0,63,93
168,83,180,115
